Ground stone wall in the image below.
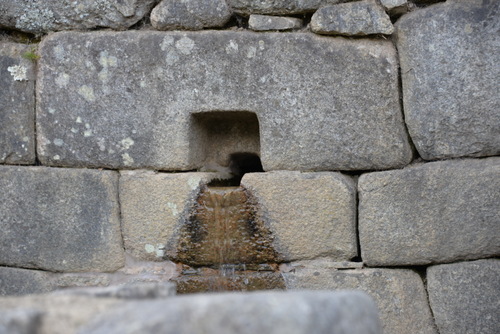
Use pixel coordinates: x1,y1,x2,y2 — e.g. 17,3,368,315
1,0,499,333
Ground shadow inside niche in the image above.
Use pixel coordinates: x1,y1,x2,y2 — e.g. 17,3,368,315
208,152,264,186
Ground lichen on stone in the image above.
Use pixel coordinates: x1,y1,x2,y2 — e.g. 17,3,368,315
7,65,28,81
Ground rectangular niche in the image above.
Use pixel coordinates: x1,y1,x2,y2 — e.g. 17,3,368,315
189,111,261,173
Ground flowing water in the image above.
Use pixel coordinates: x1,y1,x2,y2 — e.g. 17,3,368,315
171,186,285,293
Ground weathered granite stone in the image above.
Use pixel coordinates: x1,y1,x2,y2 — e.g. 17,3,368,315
0,42,35,164
249,15,303,31
37,31,411,171
120,171,215,261
241,171,357,261
283,266,438,334
380,0,409,15
52,282,176,299
396,0,500,159
359,158,500,266
81,290,382,334
0,309,42,334
151,0,232,30
311,1,394,36
427,259,500,334
228,0,326,15
0,0,157,34
0,166,124,272
0,267,53,296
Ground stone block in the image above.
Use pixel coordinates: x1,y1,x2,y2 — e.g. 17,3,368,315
283,266,437,334
52,282,176,300
241,171,357,261
249,15,303,31
359,158,500,266
380,0,409,16
311,1,394,36
81,290,382,334
0,42,35,164
120,171,215,261
427,259,500,334
396,0,500,159
228,0,325,15
37,31,411,171
0,166,124,272
0,309,42,334
0,0,157,34
151,0,232,30
0,267,53,296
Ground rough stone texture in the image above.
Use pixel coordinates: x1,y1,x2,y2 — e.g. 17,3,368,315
0,267,54,296
311,1,394,36
37,31,411,171
283,266,438,334
228,0,327,15
0,0,158,34
427,259,500,334
396,0,500,160
0,295,123,334
0,166,124,272
120,171,216,261
380,0,409,15
359,158,500,266
81,290,382,334
52,282,176,299
0,308,42,334
241,171,357,261
151,0,232,30
249,15,303,31
0,42,35,164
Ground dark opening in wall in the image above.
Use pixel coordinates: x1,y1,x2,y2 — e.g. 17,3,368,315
190,111,262,185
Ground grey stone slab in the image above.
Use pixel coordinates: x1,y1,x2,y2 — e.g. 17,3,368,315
151,0,232,30
396,0,500,160
249,15,303,31
0,166,124,272
0,0,157,34
51,282,176,299
80,290,382,334
228,0,326,15
37,31,411,171
427,259,500,334
0,267,54,296
380,0,409,16
241,171,357,261
359,158,500,266
311,1,394,36
0,42,35,164
120,171,216,261
0,308,42,334
283,267,438,334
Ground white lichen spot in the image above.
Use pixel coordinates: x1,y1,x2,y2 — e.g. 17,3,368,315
122,152,134,166
97,138,106,151
71,128,78,133
165,50,179,65
54,45,65,61
7,65,28,81
258,40,265,50
120,137,134,150
145,244,155,253
167,202,179,216
139,80,146,88
53,155,60,160
48,108,56,114
22,136,29,142
85,123,90,129
55,73,69,88
76,117,82,123
99,51,117,67
160,36,175,51
53,138,64,146
226,40,239,54
84,130,93,137
78,85,96,102
247,46,257,59
175,37,195,55
188,177,201,190
464,24,473,33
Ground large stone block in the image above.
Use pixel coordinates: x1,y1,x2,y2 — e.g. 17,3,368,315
396,0,500,159
359,158,500,266
0,166,124,272
0,0,157,34
283,266,437,334
0,267,53,296
228,0,325,15
241,171,357,261
37,31,412,171
427,259,500,334
81,290,382,334
120,171,215,261
0,42,35,164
